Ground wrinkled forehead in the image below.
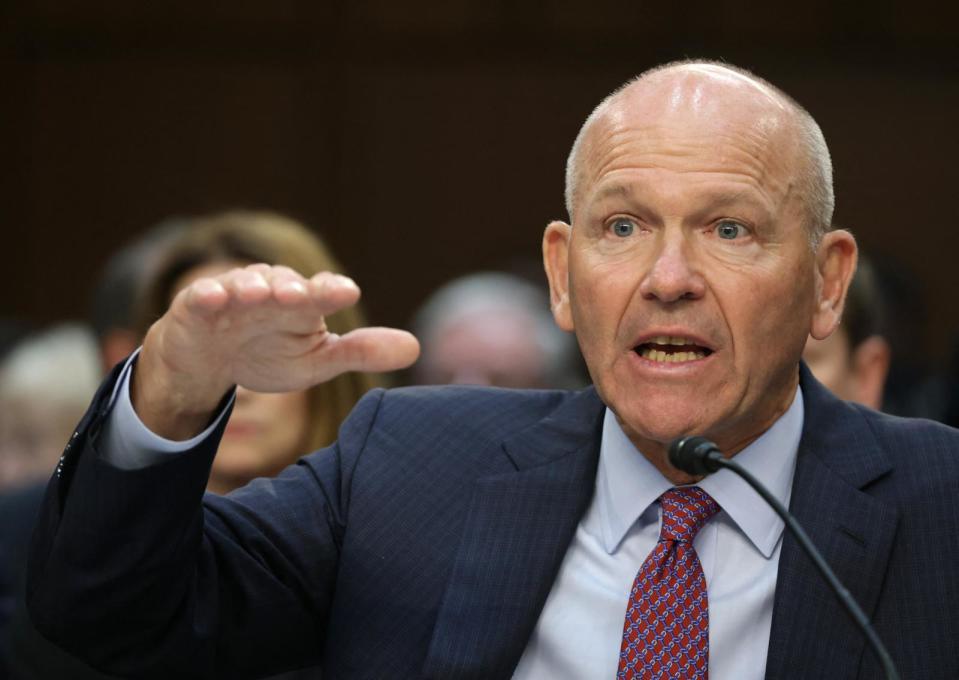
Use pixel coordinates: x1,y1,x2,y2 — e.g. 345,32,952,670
579,66,801,195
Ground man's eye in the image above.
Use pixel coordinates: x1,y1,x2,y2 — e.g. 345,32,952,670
716,220,745,240
611,218,635,237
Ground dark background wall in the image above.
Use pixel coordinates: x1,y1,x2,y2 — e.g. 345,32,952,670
2,1,957,363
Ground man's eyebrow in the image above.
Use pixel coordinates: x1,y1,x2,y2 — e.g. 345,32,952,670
591,184,768,210
593,183,634,202
706,189,760,207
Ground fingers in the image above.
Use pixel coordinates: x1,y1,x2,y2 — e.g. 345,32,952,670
177,266,273,317
306,271,361,316
160,263,417,393
177,265,361,321
312,328,421,379
246,264,308,305
179,277,229,317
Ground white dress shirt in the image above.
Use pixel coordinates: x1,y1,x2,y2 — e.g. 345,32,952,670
513,388,803,679
100,354,234,468
103,359,803,678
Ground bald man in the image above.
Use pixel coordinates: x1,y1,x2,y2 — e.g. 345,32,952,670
26,62,959,679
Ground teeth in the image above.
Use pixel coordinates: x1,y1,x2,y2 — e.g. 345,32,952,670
640,348,706,363
651,335,696,346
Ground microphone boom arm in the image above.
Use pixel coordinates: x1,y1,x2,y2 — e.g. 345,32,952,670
714,455,901,680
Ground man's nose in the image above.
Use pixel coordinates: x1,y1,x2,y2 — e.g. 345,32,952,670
638,231,705,303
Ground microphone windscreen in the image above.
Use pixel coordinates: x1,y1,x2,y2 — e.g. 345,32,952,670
668,436,721,475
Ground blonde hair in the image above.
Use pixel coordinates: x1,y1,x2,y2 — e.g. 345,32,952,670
137,210,383,454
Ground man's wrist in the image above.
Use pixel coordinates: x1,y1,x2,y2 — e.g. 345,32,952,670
131,336,232,441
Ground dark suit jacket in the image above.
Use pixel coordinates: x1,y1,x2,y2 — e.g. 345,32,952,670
0,481,46,676
24,362,959,679
1,480,126,679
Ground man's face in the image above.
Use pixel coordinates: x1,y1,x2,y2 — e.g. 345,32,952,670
545,68,851,470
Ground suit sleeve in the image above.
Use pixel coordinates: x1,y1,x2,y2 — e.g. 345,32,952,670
25,361,387,679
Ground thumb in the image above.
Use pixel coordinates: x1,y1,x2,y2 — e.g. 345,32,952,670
311,327,420,380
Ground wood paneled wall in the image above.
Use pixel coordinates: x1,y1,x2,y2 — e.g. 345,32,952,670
2,1,957,361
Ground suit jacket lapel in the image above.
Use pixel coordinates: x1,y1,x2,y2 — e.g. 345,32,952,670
765,366,899,680
422,388,605,680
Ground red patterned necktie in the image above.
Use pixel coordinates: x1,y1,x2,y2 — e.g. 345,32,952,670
617,486,720,679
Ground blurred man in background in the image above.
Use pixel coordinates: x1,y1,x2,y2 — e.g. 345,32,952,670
0,325,101,491
412,271,584,389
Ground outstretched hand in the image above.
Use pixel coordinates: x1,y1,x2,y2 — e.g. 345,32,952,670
132,264,420,440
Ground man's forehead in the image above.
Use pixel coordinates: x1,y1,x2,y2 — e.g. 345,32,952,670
601,65,791,136
573,65,800,204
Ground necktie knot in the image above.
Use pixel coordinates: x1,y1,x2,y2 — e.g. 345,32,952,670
659,486,719,543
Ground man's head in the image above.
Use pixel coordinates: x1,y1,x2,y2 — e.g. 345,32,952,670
89,218,188,373
564,61,836,247
411,272,582,389
543,61,857,481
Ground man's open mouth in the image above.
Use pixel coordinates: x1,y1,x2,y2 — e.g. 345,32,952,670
634,335,713,363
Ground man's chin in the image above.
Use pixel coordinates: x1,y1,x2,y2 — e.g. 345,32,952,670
614,408,714,454
596,377,724,442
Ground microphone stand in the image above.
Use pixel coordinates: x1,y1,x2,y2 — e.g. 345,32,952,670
713,455,901,680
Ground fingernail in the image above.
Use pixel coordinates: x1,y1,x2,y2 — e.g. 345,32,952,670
193,278,221,294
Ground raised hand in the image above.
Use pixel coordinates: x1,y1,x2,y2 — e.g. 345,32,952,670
132,264,420,440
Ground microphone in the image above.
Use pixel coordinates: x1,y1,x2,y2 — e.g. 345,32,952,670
667,436,724,475
668,436,901,680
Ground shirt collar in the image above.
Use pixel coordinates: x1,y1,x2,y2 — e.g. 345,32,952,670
596,386,804,558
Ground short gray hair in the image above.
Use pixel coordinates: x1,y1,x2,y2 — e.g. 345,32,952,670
564,60,834,246
412,272,581,388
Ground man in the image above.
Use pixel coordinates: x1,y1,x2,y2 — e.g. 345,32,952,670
802,256,891,409
26,61,959,679
411,271,583,389
0,325,102,490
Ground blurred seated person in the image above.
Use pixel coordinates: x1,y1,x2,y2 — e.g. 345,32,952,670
136,210,383,495
2,223,185,680
0,324,101,491
6,219,364,680
90,218,188,373
802,255,890,409
3,215,366,679
411,271,584,389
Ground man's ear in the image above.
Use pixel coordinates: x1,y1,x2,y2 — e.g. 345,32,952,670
543,220,574,332
810,229,858,340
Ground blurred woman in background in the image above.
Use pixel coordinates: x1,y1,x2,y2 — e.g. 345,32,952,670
137,210,383,495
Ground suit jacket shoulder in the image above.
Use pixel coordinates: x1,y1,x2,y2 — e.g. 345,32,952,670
766,366,959,680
